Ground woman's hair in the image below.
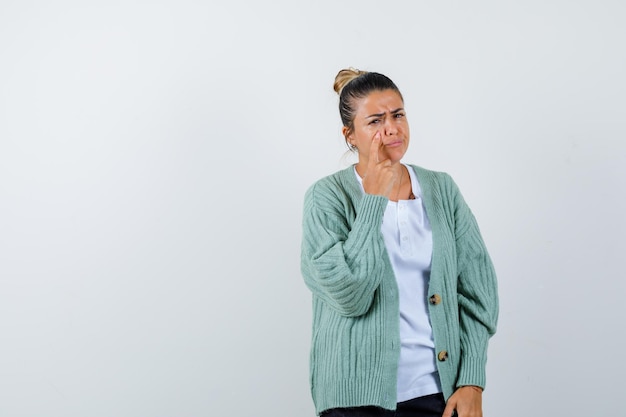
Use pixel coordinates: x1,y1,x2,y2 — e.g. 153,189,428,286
333,68,403,149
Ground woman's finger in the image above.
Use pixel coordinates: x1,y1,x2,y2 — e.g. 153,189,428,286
369,132,382,165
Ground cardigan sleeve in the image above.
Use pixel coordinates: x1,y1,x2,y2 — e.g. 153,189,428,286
448,175,499,390
300,182,389,317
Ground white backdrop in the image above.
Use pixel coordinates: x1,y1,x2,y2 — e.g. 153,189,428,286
1,1,625,416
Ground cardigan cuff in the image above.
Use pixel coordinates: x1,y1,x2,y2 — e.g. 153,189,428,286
455,356,487,390
356,194,388,225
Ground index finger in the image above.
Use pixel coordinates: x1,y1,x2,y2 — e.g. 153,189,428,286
369,132,382,165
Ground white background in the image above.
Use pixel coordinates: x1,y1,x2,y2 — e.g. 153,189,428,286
1,1,625,416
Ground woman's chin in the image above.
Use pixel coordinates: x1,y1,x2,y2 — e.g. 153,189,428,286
387,149,408,164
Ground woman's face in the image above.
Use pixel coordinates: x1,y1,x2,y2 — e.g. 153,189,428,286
344,89,410,166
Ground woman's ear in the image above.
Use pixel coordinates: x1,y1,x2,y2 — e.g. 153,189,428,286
342,126,353,147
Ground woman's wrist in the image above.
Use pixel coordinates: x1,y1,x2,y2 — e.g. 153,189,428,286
459,385,483,393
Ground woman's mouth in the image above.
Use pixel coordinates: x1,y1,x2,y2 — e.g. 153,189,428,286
384,140,403,147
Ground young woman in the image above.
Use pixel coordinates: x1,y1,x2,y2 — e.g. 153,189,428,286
301,69,498,417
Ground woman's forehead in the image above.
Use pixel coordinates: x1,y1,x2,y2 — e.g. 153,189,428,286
355,90,404,115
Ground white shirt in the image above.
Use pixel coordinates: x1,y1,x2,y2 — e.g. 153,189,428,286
355,164,442,402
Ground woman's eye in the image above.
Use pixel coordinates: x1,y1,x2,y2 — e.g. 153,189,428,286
394,113,405,119
369,119,380,125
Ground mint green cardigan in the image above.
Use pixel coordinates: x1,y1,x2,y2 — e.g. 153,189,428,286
301,165,498,415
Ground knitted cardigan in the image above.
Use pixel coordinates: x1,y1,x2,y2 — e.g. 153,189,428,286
301,165,498,415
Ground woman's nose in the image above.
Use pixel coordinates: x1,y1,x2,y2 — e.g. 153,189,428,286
384,119,398,135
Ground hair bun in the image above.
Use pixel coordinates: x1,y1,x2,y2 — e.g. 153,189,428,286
333,67,368,95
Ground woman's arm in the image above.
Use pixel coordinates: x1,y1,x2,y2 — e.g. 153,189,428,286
301,184,389,317
450,175,499,389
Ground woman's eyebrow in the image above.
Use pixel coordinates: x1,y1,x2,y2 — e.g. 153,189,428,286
366,108,405,118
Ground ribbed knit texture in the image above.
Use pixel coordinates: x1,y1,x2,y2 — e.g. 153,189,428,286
301,165,499,415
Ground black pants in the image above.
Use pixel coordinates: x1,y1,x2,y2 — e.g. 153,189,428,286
320,393,452,417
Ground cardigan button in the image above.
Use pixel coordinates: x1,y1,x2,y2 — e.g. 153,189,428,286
429,294,442,305
438,350,449,362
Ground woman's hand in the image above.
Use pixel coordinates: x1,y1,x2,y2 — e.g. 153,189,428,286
442,386,483,417
361,132,397,198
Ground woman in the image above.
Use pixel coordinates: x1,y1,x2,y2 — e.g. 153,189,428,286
301,69,498,417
